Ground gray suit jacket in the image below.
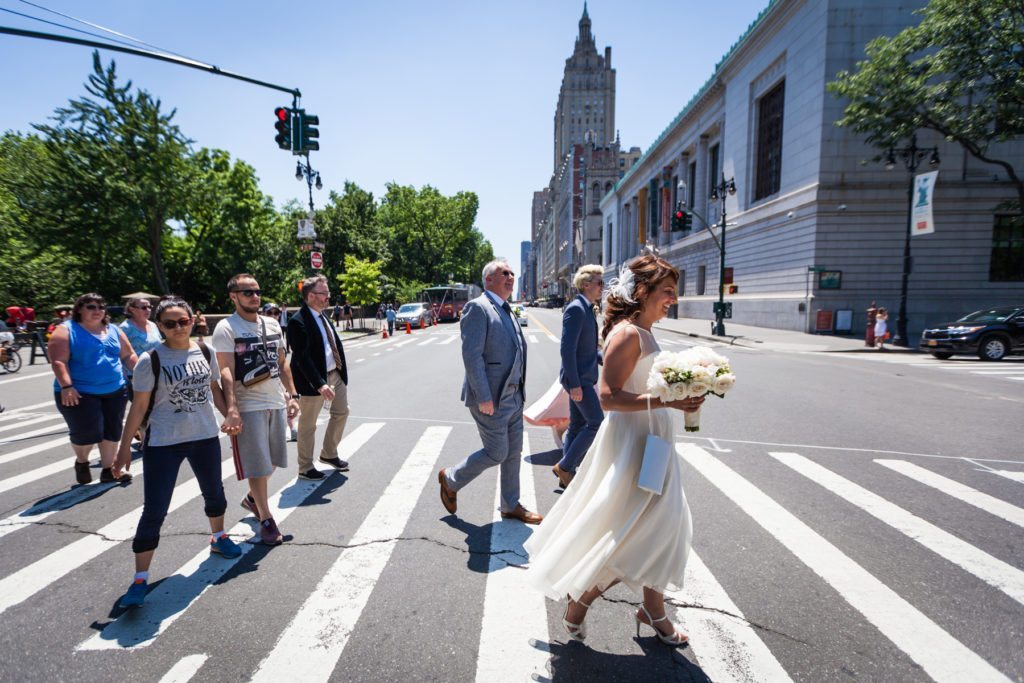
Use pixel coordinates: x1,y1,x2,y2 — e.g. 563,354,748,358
460,293,527,407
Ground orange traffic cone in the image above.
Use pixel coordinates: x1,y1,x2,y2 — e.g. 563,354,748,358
406,321,412,334
420,318,425,330
382,327,388,339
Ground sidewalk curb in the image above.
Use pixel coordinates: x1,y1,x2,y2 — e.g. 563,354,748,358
654,325,761,349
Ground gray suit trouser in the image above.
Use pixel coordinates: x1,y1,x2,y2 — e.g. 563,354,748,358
446,388,523,513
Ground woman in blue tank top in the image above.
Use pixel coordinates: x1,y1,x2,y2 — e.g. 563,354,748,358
49,293,138,485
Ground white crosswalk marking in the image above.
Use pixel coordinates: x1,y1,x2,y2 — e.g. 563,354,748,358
0,421,68,445
251,426,452,682
158,654,209,683
0,447,80,495
0,464,145,541
77,423,385,651
669,551,792,682
0,369,54,386
682,447,1010,683
771,452,1024,606
0,435,70,468
528,334,539,344
0,400,57,421
439,334,459,345
417,336,438,346
394,337,418,347
876,460,1024,528
475,433,550,682
0,413,61,436
0,452,234,617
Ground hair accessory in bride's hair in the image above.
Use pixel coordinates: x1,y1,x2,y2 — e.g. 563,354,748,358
606,265,636,304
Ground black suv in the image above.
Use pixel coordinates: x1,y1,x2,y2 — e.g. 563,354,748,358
919,306,1024,361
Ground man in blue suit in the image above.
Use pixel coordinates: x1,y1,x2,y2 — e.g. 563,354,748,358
552,265,605,488
438,259,542,524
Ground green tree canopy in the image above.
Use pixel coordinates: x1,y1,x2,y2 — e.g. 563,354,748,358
337,254,382,307
829,0,1024,209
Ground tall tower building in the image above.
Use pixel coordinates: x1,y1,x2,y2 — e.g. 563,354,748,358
553,3,616,170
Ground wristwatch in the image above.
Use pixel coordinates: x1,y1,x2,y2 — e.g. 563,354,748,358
290,393,301,400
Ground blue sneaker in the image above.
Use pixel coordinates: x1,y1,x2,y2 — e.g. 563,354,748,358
120,579,147,608
210,534,242,559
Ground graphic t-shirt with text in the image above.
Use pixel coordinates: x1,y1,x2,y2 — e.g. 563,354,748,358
133,343,221,448
211,313,286,412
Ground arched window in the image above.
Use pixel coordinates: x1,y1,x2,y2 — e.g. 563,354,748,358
591,182,601,211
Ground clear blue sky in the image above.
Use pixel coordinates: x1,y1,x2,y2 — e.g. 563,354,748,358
1,0,770,275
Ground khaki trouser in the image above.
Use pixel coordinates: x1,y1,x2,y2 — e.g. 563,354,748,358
296,369,349,472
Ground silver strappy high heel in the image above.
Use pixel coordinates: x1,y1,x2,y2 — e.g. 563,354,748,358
562,595,592,641
635,604,689,647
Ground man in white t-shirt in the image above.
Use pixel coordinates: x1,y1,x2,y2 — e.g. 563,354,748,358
212,273,300,546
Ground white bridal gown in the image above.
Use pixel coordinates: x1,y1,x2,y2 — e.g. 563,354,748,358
524,323,696,599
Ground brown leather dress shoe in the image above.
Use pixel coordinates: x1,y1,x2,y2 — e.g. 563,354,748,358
500,504,543,525
552,463,574,489
438,469,457,514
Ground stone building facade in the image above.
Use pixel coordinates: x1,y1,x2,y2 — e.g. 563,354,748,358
600,0,1023,338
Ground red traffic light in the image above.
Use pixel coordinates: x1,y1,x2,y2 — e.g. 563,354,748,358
675,211,684,219
275,107,289,121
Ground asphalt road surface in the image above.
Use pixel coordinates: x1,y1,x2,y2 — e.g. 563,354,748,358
0,308,1021,682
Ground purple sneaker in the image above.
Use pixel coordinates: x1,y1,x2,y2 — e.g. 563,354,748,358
240,494,257,516
260,518,283,546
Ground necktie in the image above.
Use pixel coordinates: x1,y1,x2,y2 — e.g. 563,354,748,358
320,313,343,372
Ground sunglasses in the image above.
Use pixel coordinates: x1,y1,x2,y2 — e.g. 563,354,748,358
159,317,193,329
499,269,515,277
83,303,106,311
134,304,152,310
232,289,262,297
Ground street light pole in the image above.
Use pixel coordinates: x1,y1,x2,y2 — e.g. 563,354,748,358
709,174,737,336
295,153,323,215
884,134,940,346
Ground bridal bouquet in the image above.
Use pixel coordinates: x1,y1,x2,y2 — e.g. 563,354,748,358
647,346,736,432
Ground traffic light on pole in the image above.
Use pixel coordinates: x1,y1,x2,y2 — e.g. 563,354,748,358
297,111,320,153
274,107,292,151
671,203,685,231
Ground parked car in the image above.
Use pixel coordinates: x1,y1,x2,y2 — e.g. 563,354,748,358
919,305,1024,361
395,302,434,328
512,304,528,326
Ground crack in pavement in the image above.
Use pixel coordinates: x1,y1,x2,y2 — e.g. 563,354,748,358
598,595,808,645
0,520,531,568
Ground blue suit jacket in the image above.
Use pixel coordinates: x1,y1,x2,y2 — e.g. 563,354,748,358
559,294,600,390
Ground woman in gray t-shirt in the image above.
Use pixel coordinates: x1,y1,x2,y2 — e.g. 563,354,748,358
112,298,242,609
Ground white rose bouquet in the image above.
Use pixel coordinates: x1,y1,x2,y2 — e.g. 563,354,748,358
647,346,736,432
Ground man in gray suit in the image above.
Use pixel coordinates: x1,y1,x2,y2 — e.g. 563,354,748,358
438,259,542,524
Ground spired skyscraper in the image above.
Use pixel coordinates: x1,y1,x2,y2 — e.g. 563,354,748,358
552,3,616,170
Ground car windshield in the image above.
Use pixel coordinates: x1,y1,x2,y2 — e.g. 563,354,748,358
956,307,1021,324
398,304,422,313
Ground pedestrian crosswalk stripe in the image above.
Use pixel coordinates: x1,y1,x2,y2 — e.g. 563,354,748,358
1008,376,1024,381
0,413,62,436
355,358,365,363
771,452,1024,606
0,450,234,617
971,370,1024,375
251,426,452,682
876,460,1024,529
394,337,418,347
0,463,146,541
0,400,56,421
157,654,209,683
417,336,438,346
681,447,1010,683
0,445,80,496
475,433,550,682
0,435,70,469
439,335,459,345
544,333,558,343
669,551,792,683
0,369,53,386
0,421,68,446
77,422,386,651
528,334,539,344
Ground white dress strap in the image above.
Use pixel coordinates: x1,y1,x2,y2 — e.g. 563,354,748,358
606,322,658,358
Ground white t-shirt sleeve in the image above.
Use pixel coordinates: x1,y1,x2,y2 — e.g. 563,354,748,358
210,319,235,354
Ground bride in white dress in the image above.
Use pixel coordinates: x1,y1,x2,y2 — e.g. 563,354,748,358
524,254,705,647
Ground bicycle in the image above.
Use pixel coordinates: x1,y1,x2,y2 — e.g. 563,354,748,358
0,342,23,374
